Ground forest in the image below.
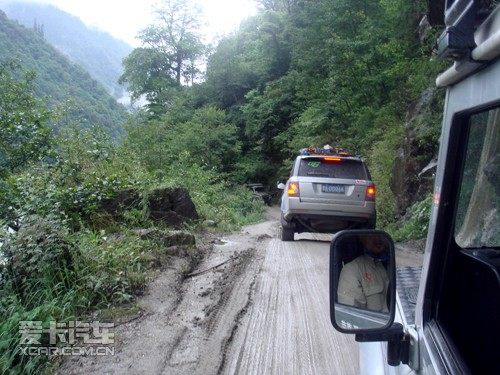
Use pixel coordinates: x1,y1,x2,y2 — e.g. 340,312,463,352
1,1,133,100
0,0,447,372
120,0,446,235
0,9,127,137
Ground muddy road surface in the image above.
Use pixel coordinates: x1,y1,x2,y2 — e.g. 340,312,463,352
61,208,422,375
223,232,358,374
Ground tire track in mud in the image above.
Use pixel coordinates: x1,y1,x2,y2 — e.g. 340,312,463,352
160,247,265,375
203,249,257,335
223,233,359,375
215,272,259,375
159,220,279,375
60,209,360,375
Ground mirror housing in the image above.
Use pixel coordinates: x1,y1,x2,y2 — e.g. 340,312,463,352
329,229,396,334
277,182,286,190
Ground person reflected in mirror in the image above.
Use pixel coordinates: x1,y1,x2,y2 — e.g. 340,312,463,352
337,235,390,312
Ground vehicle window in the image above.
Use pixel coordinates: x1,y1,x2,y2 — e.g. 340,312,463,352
454,107,500,248
298,159,368,179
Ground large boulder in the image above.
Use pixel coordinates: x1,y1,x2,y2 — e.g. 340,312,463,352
147,187,199,227
100,187,198,228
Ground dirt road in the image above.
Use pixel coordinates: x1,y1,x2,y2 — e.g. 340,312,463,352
223,231,359,374
61,208,422,375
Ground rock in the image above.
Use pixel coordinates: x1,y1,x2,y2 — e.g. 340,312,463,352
147,187,199,227
169,188,199,219
165,245,180,255
203,220,216,227
161,231,196,247
390,87,441,217
149,210,184,227
100,187,199,228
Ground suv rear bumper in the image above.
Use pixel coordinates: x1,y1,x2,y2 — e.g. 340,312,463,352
282,198,375,222
281,198,376,232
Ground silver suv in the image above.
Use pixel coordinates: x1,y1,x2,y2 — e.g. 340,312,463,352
278,147,376,241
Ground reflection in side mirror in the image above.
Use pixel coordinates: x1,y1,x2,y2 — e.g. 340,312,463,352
277,182,286,190
329,230,396,333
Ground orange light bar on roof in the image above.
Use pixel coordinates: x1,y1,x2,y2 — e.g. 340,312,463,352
324,157,342,161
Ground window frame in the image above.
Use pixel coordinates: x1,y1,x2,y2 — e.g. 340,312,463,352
452,105,500,249
421,101,500,374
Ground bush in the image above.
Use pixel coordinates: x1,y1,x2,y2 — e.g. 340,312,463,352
158,152,265,230
1,216,75,305
389,194,432,241
368,115,404,228
0,295,74,374
0,226,168,374
72,230,161,306
0,62,53,177
125,106,241,177
4,126,152,229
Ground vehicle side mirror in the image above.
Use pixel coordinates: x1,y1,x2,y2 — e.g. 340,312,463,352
329,230,396,333
277,182,286,190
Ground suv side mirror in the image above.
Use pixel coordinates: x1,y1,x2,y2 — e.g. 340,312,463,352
277,182,286,190
329,230,396,333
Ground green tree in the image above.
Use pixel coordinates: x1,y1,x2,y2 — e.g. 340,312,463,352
0,62,52,176
203,12,291,109
256,0,299,13
120,0,204,111
125,106,240,176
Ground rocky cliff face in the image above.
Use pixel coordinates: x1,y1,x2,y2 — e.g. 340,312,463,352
390,87,443,218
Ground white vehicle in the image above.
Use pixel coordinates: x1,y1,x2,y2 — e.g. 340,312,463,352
329,1,500,374
278,147,376,241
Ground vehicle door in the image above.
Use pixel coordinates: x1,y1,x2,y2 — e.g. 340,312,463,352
414,58,500,374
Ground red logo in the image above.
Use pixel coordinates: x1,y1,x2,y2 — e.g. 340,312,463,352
363,272,372,283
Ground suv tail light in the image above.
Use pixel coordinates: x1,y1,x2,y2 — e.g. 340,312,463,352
288,182,300,197
366,184,376,201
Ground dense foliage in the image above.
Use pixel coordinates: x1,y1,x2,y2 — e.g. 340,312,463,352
1,1,132,100
0,0,452,372
120,0,446,230
0,10,127,137
0,62,52,177
0,49,261,375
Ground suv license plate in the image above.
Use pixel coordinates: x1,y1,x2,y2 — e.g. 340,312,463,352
321,184,345,194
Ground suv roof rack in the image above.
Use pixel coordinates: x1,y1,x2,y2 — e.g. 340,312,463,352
299,145,355,157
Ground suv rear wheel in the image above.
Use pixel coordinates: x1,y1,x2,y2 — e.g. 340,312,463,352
281,226,294,241
366,213,376,229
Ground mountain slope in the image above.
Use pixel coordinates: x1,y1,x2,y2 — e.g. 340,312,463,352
0,10,126,137
1,1,132,99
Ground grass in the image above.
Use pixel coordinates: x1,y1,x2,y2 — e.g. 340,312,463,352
0,180,264,374
0,225,176,374
386,194,432,242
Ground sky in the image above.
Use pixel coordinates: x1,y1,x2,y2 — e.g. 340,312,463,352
24,0,258,46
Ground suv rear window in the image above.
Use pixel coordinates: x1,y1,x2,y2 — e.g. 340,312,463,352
298,158,368,179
